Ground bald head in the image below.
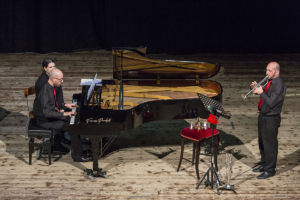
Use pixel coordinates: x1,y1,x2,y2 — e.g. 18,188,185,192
266,62,280,80
49,68,64,87
268,62,280,71
49,68,63,78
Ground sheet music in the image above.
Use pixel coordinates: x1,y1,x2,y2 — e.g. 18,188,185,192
197,93,231,119
80,79,102,86
87,73,97,101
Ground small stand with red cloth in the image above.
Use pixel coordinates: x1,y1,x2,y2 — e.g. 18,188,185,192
195,94,231,195
177,127,220,180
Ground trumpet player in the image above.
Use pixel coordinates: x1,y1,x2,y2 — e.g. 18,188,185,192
251,62,286,179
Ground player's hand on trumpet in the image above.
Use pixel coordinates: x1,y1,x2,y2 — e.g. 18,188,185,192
250,81,257,89
253,85,263,95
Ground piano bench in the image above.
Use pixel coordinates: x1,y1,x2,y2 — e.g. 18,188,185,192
177,127,219,180
28,119,55,165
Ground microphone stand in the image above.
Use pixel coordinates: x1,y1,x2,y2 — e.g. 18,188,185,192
195,106,221,195
195,94,231,195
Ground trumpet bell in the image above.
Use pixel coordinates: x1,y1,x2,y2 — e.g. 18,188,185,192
241,94,247,100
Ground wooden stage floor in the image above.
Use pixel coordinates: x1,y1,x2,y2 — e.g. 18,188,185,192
0,51,299,199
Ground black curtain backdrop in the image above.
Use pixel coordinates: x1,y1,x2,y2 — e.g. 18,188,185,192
0,0,299,54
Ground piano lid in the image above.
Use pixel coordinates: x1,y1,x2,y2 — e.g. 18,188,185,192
112,47,221,79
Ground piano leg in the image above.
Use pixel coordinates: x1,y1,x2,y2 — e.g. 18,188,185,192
83,135,109,179
89,136,101,172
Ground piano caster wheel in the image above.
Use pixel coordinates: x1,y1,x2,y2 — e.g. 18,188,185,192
84,168,108,179
104,175,109,179
88,175,94,181
95,170,108,179
99,171,109,179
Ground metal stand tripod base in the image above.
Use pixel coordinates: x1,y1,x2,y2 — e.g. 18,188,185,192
195,166,221,195
219,184,236,193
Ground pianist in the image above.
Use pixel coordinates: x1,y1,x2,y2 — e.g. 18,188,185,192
35,58,69,153
33,68,91,162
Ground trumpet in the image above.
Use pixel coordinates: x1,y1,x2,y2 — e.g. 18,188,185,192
242,75,269,100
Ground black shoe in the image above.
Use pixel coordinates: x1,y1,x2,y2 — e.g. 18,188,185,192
257,161,262,165
82,149,93,158
80,153,92,160
72,153,91,162
81,137,91,144
257,171,275,179
252,166,264,173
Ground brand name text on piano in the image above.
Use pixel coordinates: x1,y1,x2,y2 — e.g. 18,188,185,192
86,118,112,124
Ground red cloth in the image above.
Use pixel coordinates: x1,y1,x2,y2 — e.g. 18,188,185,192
135,107,141,115
53,88,59,112
181,127,219,141
143,111,154,122
258,80,272,110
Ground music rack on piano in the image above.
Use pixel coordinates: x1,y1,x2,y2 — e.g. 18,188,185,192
68,47,223,173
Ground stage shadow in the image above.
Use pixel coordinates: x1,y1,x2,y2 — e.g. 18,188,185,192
0,107,68,166
274,149,300,176
0,107,10,122
98,119,260,174
232,149,300,187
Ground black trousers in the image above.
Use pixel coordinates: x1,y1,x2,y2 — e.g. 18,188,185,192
258,113,281,173
37,117,83,156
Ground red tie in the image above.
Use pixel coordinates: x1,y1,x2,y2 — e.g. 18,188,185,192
53,88,59,112
258,80,272,110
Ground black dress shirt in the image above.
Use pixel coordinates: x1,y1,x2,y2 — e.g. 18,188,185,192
33,82,64,123
35,73,65,108
260,76,286,115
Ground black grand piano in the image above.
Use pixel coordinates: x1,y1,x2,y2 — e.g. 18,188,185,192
68,47,223,176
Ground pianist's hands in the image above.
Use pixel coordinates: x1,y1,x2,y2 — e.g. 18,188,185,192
65,103,79,110
63,111,77,118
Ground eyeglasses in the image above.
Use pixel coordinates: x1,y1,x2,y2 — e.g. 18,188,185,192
53,77,63,82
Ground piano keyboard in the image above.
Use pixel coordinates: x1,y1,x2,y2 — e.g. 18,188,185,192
70,99,77,125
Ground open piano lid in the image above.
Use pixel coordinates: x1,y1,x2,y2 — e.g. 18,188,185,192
113,47,221,79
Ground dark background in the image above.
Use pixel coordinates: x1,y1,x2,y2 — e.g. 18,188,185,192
0,0,299,54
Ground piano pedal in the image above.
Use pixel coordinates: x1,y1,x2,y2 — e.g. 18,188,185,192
84,168,108,179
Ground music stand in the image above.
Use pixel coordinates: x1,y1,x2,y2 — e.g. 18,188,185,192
195,94,231,195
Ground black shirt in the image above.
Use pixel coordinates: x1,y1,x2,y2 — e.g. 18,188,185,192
33,82,64,123
260,76,286,115
35,73,65,108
